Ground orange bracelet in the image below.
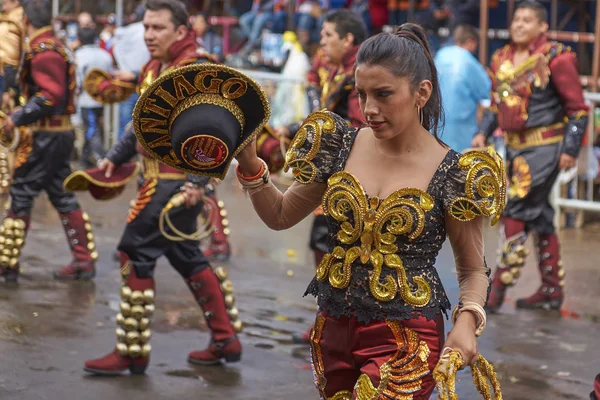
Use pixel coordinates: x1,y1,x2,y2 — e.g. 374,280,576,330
236,162,265,182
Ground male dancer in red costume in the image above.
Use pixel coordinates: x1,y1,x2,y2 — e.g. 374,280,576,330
0,0,97,282
473,0,588,311
83,0,242,375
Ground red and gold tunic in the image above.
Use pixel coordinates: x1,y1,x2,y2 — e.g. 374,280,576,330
12,26,75,130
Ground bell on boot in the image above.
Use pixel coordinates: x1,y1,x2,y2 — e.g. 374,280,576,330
186,268,242,365
54,210,97,280
516,285,563,310
84,255,154,375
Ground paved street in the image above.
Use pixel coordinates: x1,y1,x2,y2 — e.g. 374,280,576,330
0,171,599,400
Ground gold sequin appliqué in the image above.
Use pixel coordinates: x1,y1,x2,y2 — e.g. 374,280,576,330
448,147,506,226
309,316,330,399
354,321,431,400
14,129,32,169
284,111,335,184
508,156,531,199
318,171,433,306
127,178,158,223
494,53,551,107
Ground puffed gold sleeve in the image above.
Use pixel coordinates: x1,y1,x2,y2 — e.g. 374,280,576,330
283,110,349,184
444,147,506,226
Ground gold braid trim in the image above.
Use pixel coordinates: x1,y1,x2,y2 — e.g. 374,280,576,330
448,147,506,226
168,93,245,131
127,178,157,223
433,350,502,400
14,129,32,169
284,110,336,184
354,321,431,399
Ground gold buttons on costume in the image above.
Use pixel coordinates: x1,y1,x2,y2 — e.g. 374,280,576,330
214,266,228,280
144,304,155,318
121,287,132,301
500,271,514,286
0,217,27,270
116,343,129,357
130,305,146,320
115,281,155,359
129,291,145,305
220,280,234,294
212,267,243,333
143,290,155,304
224,295,235,308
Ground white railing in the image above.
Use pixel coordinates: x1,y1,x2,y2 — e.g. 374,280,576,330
551,92,600,228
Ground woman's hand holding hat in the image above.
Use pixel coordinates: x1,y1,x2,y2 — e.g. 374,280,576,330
235,138,263,178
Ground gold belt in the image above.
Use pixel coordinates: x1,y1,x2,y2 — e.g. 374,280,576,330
506,122,565,150
34,115,72,132
142,157,187,180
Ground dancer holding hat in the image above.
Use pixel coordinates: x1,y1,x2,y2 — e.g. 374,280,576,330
83,0,258,375
229,24,504,398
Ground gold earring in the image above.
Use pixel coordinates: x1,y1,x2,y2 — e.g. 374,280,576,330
417,106,423,126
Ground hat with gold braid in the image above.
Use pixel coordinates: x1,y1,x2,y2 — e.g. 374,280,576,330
83,68,137,104
132,64,270,179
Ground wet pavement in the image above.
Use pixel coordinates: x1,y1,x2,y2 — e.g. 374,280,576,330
0,171,599,400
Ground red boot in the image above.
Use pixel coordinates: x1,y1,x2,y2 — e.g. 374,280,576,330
516,233,564,310
203,195,231,262
0,212,30,282
54,209,97,280
187,267,242,365
486,218,528,312
84,254,154,375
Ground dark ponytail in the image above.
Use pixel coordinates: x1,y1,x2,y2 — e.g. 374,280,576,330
356,23,444,144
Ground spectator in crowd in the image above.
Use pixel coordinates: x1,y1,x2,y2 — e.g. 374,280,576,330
75,27,114,167
191,12,223,60
70,11,96,51
447,0,480,29
111,5,150,139
99,13,117,55
238,0,276,55
435,24,490,152
295,0,346,51
367,0,388,33
270,0,289,34
387,0,429,26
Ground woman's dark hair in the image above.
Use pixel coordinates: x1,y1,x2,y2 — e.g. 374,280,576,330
22,0,52,29
144,0,189,29
356,23,444,143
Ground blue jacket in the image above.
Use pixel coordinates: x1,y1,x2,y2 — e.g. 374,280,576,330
435,45,491,152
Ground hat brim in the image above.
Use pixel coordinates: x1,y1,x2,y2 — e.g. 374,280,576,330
63,162,140,201
132,63,270,179
84,68,137,104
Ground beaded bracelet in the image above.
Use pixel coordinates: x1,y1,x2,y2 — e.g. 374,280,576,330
236,158,270,193
452,301,487,337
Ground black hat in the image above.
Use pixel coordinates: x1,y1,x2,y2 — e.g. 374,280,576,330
132,64,270,179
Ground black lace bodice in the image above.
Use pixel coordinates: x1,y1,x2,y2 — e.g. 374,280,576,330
284,111,505,324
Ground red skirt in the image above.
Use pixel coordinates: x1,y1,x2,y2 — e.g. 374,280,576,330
309,310,445,400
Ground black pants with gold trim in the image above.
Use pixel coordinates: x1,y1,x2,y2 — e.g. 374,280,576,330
10,130,80,216
310,310,444,400
118,178,211,279
504,141,562,235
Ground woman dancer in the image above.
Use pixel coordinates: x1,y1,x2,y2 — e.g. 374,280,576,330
235,23,504,399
